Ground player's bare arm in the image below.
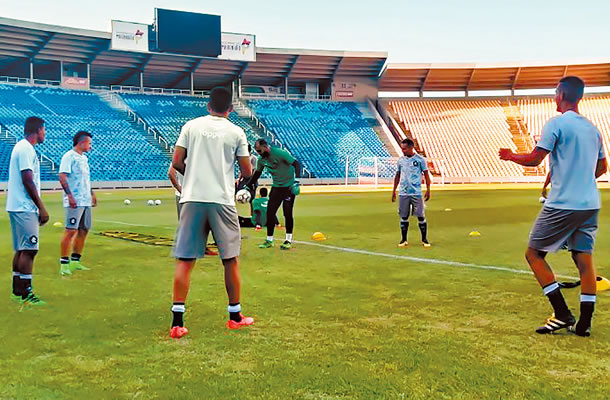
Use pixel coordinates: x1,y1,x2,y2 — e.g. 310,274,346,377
59,172,77,209
167,165,182,194
542,172,551,198
22,169,49,225
595,158,607,178
292,160,301,179
172,146,187,175
91,190,97,207
499,147,549,167
391,171,400,202
424,170,431,201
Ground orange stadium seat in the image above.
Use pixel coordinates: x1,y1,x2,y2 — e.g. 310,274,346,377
389,100,524,178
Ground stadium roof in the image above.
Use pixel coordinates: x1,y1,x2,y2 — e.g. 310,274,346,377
0,17,387,89
379,61,610,92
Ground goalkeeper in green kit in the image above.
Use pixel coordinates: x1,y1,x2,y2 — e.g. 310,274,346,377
245,139,300,250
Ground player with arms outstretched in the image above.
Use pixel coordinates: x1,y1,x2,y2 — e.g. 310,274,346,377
391,138,431,247
500,76,606,337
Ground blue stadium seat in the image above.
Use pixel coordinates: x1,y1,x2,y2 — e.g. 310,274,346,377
0,84,168,181
247,100,391,178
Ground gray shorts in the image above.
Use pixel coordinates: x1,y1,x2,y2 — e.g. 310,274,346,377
65,206,92,231
174,202,240,260
398,195,425,219
8,212,39,252
529,207,599,254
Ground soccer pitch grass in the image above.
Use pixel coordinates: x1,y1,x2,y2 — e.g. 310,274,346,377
1,188,609,399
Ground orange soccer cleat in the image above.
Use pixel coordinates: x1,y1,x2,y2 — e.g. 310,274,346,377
226,313,255,330
170,326,189,339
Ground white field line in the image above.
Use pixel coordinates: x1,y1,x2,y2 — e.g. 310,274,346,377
93,218,579,280
294,240,579,280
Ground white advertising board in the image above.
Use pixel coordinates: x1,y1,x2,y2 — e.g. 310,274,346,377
218,32,256,62
111,20,149,52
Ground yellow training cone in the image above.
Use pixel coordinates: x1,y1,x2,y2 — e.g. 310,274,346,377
469,231,481,237
311,232,326,241
597,276,610,292
53,222,63,227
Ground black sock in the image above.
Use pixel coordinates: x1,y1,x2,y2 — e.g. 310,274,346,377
71,253,81,262
229,303,242,322
12,272,21,296
575,294,596,334
60,257,70,265
542,282,571,319
19,274,32,299
418,220,428,242
171,302,185,327
400,220,409,242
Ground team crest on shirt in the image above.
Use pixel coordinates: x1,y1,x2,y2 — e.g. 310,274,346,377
70,217,77,225
29,235,38,245
413,161,419,167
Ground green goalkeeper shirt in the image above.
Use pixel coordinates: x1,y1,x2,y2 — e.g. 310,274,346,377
256,147,296,187
251,197,269,226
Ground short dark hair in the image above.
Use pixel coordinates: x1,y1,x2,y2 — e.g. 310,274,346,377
558,76,585,103
24,116,44,136
260,187,268,197
256,139,268,147
209,87,232,113
73,131,92,147
401,138,415,147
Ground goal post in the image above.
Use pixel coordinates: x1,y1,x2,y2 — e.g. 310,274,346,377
356,157,446,187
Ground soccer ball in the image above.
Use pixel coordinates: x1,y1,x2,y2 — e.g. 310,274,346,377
235,189,252,204
539,196,546,204
124,199,131,205
147,200,154,206
155,199,162,206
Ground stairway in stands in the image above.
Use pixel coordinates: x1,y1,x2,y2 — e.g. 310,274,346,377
502,99,544,176
0,121,58,181
95,90,173,159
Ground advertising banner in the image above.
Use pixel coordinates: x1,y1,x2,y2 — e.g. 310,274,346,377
218,33,256,62
111,20,149,52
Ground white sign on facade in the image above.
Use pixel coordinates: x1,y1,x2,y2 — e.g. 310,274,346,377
111,20,149,52
218,32,256,62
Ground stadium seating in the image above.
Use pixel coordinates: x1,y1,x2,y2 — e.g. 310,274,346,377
0,84,168,181
518,96,610,156
390,100,523,178
0,140,12,181
120,93,260,146
247,100,391,178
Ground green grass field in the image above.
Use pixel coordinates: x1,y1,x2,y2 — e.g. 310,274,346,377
1,188,609,399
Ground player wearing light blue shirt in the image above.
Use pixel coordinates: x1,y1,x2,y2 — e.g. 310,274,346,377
392,138,432,247
7,116,49,306
500,76,607,337
58,131,96,276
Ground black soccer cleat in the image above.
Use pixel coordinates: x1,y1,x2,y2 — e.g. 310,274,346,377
535,313,575,334
568,325,591,337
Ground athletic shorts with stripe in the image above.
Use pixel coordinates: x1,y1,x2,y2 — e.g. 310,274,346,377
529,207,599,254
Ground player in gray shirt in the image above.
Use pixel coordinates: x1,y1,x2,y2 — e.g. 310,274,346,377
391,138,432,247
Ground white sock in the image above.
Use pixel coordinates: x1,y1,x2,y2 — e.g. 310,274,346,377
286,233,293,242
267,236,274,242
